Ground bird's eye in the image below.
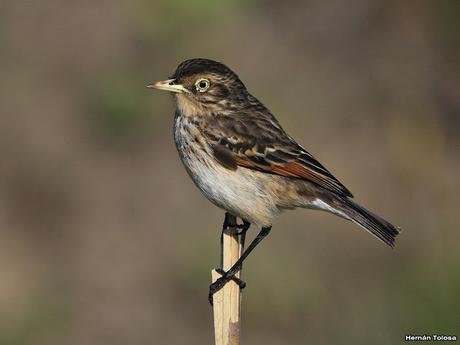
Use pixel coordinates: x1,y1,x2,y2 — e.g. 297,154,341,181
195,78,210,92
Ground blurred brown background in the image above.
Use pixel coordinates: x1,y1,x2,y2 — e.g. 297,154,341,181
1,1,459,344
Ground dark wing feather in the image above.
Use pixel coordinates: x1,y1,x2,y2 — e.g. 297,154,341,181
205,109,353,198
212,144,237,171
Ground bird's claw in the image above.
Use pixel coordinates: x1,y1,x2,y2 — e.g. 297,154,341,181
235,223,250,236
215,268,246,288
223,222,249,236
208,268,246,306
222,214,249,233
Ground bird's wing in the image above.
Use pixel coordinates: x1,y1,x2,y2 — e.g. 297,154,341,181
206,112,353,198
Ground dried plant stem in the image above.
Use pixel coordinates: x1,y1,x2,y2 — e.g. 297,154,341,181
212,214,242,345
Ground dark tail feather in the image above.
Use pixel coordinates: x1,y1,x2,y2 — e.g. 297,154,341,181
333,197,401,247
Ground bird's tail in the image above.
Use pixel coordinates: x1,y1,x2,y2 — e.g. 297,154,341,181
310,196,401,247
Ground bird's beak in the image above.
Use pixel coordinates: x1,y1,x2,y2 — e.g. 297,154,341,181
146,78,190,94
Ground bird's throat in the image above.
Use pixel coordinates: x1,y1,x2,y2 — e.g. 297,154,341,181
176,94,207,117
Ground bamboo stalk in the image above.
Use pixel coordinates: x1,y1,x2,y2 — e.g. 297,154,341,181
212,214,242,345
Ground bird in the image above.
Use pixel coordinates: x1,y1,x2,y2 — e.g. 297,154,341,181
148,58,400,304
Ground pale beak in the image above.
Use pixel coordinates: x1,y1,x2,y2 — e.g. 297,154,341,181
146,78,190,94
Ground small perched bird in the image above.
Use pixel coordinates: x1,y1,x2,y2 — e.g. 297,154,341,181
148,58,400,303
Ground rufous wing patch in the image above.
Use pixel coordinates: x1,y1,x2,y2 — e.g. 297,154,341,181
236,156,349,196
270,161,345,194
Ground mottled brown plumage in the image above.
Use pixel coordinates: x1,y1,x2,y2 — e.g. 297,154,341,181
149,58,400,302
203,112,354,197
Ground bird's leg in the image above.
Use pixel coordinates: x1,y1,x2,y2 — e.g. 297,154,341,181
235,219,250,270
217,213,250,288
209,225,271,305
237,219,251,238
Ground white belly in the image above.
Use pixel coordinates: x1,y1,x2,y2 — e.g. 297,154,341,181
174,115,281,226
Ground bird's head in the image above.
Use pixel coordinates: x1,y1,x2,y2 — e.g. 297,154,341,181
148,58,248,115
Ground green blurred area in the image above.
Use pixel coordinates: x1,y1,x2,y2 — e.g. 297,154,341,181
88,72,153,142
0,1,459,344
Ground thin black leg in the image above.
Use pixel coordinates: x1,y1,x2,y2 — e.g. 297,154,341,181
209,225,271,305
218,214,250,289
236,219,250,274
239,220,250,248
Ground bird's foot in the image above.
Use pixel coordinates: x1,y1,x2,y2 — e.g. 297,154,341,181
224,222,250,236
215,268,246,289
208,268,246,305
235,223,250,235
222,214,249,234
